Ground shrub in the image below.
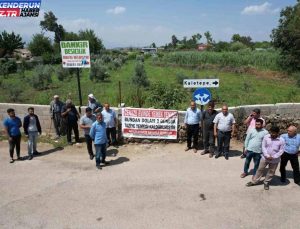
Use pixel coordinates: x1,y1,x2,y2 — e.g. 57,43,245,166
31,65,53,90
89,60,110,82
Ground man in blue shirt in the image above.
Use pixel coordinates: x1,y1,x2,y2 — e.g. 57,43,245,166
280,125,300,185
89,113,109,169
101,103,117,147
3,108,22,163
184,101,201,153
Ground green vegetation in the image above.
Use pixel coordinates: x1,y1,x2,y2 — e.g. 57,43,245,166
156,50,280,71
0,58,300,110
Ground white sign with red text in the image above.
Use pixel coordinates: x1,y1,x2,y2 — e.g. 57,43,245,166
122,108,178,139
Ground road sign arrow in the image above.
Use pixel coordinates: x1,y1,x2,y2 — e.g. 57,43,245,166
212,81,219,85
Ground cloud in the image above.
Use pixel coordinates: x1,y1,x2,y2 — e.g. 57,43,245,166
106,6,126,15
241,2,279,15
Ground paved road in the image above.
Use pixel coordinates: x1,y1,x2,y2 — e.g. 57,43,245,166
0,140,299,229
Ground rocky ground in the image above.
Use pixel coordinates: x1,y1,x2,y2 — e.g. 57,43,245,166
0,139,299,229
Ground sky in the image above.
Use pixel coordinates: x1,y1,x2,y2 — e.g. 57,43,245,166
0,0,297,48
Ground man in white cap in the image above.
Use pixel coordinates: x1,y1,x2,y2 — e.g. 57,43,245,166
49,95,65,139
87,94,103,114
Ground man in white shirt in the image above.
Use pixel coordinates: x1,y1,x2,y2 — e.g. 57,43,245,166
213,104,236,160
101,103,117,146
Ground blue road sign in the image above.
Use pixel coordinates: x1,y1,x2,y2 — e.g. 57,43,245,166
193,88,211,105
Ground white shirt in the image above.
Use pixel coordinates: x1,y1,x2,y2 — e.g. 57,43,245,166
213,112,236,132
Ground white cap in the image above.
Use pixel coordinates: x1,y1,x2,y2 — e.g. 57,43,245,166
53,95,59,98
88,94,95,99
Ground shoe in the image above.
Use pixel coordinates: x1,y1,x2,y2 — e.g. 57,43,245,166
280,178,286,183
89,154,94,160
101,161,110,165
16,157,23,161
10,158,14,163
185,147,191,151
201,150,208,155
193,148,197,153
246,182,256,187
68,142,73,145
28,155,33,160
215,153,221,159
209,153,213,158
240,154,246,159
33,151,41,155
264,183,269,190
224,154,229,160
96,164,102,170
240,173,248,178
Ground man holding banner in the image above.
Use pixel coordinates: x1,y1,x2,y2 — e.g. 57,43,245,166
184,101,201,153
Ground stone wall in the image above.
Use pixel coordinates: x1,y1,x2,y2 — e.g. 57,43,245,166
1,103,300,142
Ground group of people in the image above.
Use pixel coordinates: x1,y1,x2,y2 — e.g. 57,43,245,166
184,101,300,190
3,93,117,168
3,98,300,183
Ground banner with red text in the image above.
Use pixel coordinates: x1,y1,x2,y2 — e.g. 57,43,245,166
122,108,178,139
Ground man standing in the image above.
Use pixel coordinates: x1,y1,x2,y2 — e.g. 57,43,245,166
280,126,300,185
241,108,265,158
201,101,218,158
89,113,109,169
80,107,96,160
213,104,236,160
3,108,22,163
246,126,285,190
102,103,117,146
240,119,268,178
87,94,103,114
23,107,42,160
50,95,65,139
184,101,201,153
61,99,80,145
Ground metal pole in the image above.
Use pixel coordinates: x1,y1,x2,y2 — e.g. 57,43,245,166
119,81,122,107
76,68,83,113
200,104,204,149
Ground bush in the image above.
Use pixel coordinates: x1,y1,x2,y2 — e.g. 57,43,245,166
4,82,23,102
89,60,110,82
0,60,18,77
31,65,53,90
176,72,187,85
147,82,186,109
229,42,248,52
56,66,74,81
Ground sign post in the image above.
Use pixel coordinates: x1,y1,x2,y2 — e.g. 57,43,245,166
60,40,91,112
183,79,219,88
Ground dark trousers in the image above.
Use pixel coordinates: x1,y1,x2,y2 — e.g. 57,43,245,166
217,130,231,156
243,151,261,175
95,143,107,165
84,134,93,156
53,113,62,136
9,135,21,158
280,152,300,184
187,124,199,149
203,128,215,153
66,122,79,143
106,127,117,145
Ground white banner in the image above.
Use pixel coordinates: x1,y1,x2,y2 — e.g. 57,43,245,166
122,108,178,139
183,79,219,88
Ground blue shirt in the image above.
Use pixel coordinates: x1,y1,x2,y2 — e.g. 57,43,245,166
280,133,300,154
3,117,22,136
102,109,116,128
89,121,107,145
244,128,268,153
184,108,201,125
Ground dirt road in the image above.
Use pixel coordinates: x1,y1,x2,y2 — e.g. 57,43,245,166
0,140,299,229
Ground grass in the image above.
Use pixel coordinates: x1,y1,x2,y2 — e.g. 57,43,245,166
0,58,300,110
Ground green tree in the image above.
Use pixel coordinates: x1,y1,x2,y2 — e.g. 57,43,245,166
31,65,53,90
150,42,156,48
63,32,80,41
204,31,213,44
231,34,253,48
132,61,149,88
40,11,65,43
171,35,179,48
78,29,104,54
28,33,53,56
271,1,300,72
0,31,24,56
89,59,110,82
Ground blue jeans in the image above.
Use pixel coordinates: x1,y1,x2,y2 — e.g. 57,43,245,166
243,151,261,175
28,131,38,156
94,143,107,165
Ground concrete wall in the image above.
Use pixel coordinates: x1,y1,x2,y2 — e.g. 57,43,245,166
1,103,300,138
